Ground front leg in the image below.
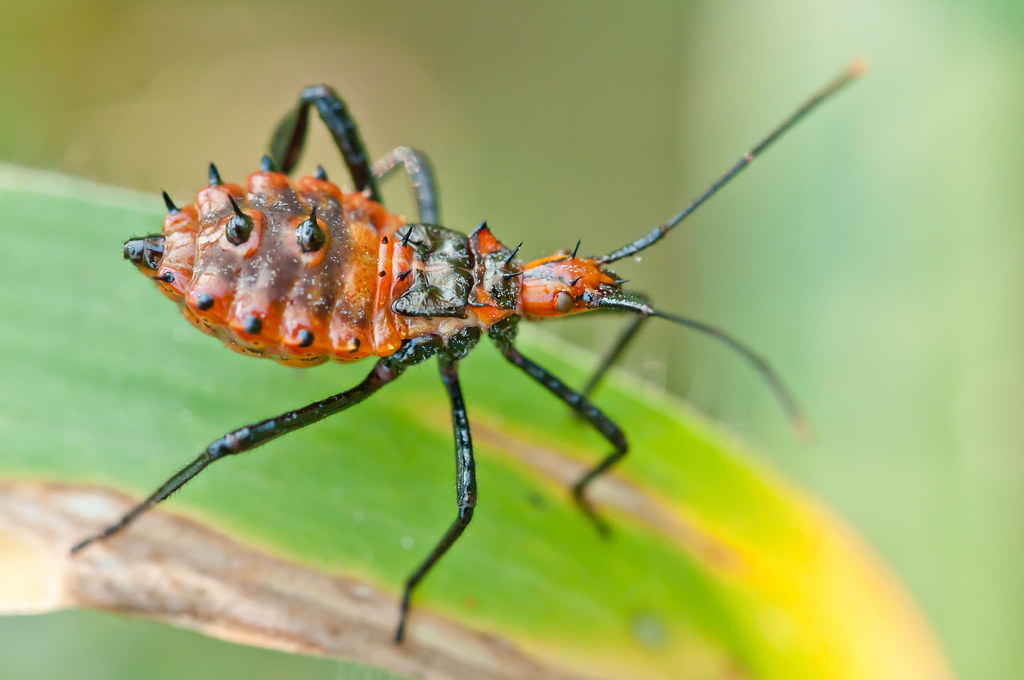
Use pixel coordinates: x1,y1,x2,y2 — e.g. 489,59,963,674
494,339,627,536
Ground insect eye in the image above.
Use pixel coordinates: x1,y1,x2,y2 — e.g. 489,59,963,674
554,291,574,313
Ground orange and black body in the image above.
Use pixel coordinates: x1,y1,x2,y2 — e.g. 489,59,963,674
129,171,522,367
80,65,864,642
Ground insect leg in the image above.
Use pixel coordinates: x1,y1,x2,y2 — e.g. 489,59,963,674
496,341,625,536
394,355,476,643
71,354,416,555
580,314,648,401
268,84,381,202
373,146,440,224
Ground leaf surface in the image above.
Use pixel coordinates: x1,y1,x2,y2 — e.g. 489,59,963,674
0,166,949,680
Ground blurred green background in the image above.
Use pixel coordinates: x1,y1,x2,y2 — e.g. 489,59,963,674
0,1,1020,678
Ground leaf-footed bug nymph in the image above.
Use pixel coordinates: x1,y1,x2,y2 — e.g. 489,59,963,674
73,62,866,642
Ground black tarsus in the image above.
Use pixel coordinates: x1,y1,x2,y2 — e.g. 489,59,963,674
493,338,626,536
373,146,440,224
269,84,381,202
394,355,477,642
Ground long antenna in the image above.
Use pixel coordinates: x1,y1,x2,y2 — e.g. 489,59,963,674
596,295,811,440
596,58,867,264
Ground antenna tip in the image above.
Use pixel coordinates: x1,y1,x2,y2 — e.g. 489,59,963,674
847,57,870,78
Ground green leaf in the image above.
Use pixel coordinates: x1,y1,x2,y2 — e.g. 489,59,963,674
0,166,948,679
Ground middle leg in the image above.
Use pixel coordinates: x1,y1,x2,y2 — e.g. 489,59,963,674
373,146,440,224
394,354,477,642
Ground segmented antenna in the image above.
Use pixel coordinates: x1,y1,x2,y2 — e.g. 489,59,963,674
596,294,811,440
596,59,867,264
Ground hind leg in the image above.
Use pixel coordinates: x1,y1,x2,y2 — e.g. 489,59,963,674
269,84,381,201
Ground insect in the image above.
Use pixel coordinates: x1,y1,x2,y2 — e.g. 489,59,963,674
72,60,865,642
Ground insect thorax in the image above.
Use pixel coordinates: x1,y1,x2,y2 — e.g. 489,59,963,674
391,222,521,353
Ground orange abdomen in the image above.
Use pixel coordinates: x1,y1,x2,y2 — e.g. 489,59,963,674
151,171,411,366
